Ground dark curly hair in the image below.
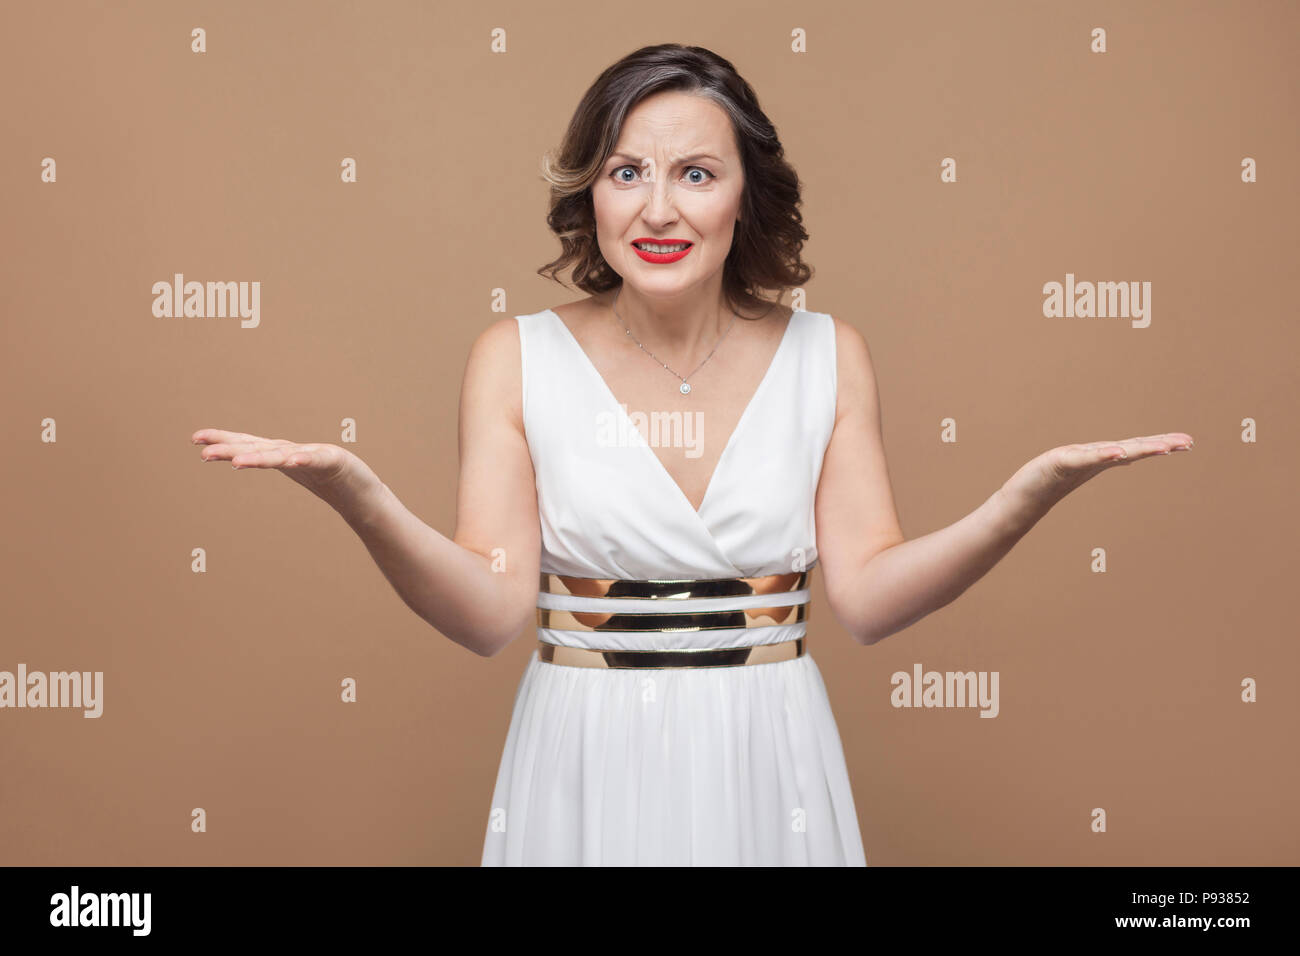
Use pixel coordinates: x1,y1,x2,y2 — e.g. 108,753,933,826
536,43,813,318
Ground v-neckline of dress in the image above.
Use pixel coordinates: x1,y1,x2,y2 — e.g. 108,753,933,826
546,306,798,521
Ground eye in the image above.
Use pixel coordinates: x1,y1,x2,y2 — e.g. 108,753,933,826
608,164,717,184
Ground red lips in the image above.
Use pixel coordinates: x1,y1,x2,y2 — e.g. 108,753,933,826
631,239,694,264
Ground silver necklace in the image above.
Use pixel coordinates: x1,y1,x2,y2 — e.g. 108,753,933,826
610,287,738,395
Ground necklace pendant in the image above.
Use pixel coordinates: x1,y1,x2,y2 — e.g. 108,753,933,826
679,382,691,395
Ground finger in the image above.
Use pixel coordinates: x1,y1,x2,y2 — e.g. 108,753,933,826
1072,439,1159,465
1104,435,1193,463
1059,434,1194,477
199,441,253,461
192,428,274,446
231,443,322,470
200,440,281,463
1123,432,1193,448
228,446,292,470
1122,434,1194,454
1054,443,1127,470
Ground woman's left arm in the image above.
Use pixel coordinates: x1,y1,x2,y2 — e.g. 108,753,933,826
813,316,1192,646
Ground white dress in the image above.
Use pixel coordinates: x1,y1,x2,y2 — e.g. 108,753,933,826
480,307,867,866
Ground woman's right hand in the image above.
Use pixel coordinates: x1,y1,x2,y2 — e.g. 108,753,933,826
190,428,383,518
186,319,540,656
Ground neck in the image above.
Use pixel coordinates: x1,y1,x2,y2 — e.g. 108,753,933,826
605,284,734,358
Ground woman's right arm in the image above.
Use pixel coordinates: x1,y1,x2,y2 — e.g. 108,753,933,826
343,317,540,656
193,317,540,657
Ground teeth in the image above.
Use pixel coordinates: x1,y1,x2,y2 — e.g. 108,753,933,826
636,242,690,253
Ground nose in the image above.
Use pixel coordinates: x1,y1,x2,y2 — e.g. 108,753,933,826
640,174,678,227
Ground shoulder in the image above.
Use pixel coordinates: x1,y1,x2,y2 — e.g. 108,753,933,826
466,315,523,369
824,313,872,366
548,296,605,338
461,316,526,424
816,312,879,423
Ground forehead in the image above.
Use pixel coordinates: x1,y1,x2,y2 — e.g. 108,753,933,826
614,91,737,158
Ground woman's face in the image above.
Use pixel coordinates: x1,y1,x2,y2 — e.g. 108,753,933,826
591,90,744,302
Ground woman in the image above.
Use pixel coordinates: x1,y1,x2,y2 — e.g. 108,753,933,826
190,44,1191,866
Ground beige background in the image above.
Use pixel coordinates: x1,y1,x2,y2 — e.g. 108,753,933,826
1,0,1295,865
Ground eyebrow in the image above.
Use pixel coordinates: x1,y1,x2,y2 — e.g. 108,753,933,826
607,151,725,167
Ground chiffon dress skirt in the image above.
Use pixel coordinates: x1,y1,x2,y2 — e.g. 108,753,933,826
480,307,867,866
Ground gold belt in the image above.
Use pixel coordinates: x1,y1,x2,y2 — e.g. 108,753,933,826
540,570,810,599
537,637,805,669
535,569,812,633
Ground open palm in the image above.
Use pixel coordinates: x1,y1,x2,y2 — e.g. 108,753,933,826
191,428,360,499
1003,432,1194,508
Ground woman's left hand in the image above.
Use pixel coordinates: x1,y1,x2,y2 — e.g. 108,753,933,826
1000,432,1194,514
